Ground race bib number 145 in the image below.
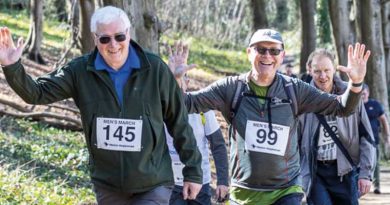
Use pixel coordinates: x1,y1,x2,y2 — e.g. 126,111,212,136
96,117,143,152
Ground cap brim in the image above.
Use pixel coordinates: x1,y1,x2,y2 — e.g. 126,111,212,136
249,38,283,47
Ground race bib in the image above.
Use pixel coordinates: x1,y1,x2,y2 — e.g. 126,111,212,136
318,120,338,146
245,120,290,156
96,117,142,152
172,161,185,185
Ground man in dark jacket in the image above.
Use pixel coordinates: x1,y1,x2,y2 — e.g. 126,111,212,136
168,30,371,204
0,6,202,205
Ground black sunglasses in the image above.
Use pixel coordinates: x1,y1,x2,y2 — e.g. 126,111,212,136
95,31,127,44
252,47,283,56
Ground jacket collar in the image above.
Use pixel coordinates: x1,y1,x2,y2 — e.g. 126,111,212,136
86,40,152,72
309,75,348,95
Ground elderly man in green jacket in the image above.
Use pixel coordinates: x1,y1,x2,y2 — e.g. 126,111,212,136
0,6,202,205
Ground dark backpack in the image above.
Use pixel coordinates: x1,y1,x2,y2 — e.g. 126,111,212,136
229,75,298,123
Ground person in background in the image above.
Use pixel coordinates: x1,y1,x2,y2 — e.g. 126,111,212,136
300,53,314,83
166,73,229,205
284,63,297,78
299,48,375,205
0,6,203,204
362,83,390,194
168,29,371,205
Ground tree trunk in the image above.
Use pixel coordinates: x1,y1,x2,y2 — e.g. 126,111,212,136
102,0,159,54
70,0,80,49
359,0,389,118
53,0,68,21
274,0,289,31
382,1,390,88
328,0,356,80
79,0,95,54
299,0,316,73
250,0,268,31
24,0,46,65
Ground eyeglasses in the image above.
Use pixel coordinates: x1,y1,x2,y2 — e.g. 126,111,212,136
252,47,283,56
95,29,128,44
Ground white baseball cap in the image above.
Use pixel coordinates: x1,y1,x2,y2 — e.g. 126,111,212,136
249,29,284,47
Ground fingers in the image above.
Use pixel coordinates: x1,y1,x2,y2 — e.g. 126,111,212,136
16,37,24,52
358,179,371,196
353,42,359,59
182,183,189,200
0,27,8,47
347,44,353,61
187,64,197,71
358,44,365,59
183,44,189,64
166,43,173,57
337,65,349,73
363,50,371,62
177,41,183,57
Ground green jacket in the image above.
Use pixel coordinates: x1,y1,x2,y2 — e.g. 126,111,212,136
2,40,202,193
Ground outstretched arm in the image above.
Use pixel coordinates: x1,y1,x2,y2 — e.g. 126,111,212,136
0,27,24,66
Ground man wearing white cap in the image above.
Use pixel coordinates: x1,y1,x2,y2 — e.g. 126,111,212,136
168,29,371,204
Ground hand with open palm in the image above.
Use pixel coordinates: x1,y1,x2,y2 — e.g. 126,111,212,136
337,43,371,84
166,41,197,79
0,27,24,67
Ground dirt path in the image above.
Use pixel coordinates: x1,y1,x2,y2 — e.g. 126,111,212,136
360,166,390,205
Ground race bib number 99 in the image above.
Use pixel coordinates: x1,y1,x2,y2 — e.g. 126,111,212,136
96,117,143,152
245,120,290,156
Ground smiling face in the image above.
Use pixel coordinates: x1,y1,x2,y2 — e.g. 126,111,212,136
310,55,336,93
247,41,285,85
94,21,130,70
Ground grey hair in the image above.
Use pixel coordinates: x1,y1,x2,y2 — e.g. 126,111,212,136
90,6,131,33
310,48,336,64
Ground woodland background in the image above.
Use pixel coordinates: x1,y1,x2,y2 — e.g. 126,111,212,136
0,0,389,204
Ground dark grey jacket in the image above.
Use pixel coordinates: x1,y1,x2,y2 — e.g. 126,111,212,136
185,72,362,191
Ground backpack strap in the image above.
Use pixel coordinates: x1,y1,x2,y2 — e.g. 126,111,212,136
316,114,357,167
229,79,245,123
281,75,298,116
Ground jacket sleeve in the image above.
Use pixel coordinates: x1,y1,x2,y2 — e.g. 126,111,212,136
358,102,376,180
159,61,203,184
2,59,75,104
204,111,229,186
295,80,362,117
185,77,234,116
207,130,229,186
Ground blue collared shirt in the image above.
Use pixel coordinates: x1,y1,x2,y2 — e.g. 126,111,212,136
95,45,141,105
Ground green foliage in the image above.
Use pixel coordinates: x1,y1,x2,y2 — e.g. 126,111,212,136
317,0,332,46
268,0,300,32
0,10,70,49
43,0,69,22
0,117,95,204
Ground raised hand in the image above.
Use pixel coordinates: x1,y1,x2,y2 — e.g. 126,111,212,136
166,41,196,79
337,43,371,84
0,27,24,66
